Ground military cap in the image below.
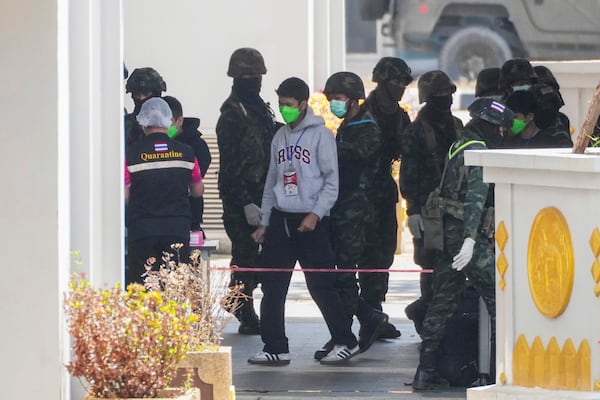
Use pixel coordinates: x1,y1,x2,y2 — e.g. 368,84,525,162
468,98,514,128
227,47,267,78
323,71,365,100
498,58,537,91
372,57,413,84
417,70,456,103
125,67,166,95
533,65,560,90
475,67,501,98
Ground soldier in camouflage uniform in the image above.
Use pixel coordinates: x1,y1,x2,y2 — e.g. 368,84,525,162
216,48,279,334
125,67,167,146
361,57,413,339
315,72,389,358
412,98,513,390
400,70,463,335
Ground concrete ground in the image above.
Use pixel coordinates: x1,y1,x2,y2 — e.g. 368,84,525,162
210,246,471,400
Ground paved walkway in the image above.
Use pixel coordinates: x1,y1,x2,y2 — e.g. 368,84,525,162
211,251,470,400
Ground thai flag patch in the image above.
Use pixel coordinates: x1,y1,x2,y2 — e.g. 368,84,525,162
154,142,168,152
490,101,505,113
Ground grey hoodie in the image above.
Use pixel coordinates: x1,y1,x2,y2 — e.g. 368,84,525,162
260,106,339,225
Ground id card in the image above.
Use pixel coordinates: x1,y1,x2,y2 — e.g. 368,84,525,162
283,170,298,196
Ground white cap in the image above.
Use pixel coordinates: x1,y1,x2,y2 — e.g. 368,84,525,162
136,97,172,128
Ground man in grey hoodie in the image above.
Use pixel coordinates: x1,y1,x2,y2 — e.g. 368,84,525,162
248,77,360,366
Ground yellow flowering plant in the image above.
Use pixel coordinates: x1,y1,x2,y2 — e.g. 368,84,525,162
64,275,197,398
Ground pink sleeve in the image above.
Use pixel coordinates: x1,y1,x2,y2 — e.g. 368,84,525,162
191,158,202,184
124,160,131,186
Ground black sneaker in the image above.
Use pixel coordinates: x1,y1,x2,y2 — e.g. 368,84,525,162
358,310,389,352
314,339,334,360
377,321,401,339
412,368,450,391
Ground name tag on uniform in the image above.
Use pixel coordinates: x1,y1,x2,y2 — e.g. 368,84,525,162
283,170,298,196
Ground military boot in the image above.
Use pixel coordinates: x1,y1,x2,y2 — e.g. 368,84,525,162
412,350,449,391
235,299,261,335
357,307,388,352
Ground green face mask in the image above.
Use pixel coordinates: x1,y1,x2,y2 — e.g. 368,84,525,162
511,119,526,135
167,125,178,138
280,105,301,124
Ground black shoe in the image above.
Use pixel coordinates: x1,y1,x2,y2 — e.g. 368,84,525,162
314,339,334,360
412,368,450,391
238,320,261,335
358,310,389,352
377,321,401,339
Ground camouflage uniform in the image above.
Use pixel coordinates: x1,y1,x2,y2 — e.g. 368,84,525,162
413,97,513,390
400,71,462,328
361,57,412,309
331,109,382,314
216,48,278,331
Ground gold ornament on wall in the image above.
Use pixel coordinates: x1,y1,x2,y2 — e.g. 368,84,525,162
495,220,509,291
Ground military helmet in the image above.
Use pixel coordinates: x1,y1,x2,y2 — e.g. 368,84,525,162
227,47,267,78
468,98,514,128
530,83,564,109
498,58,538,91
125,67,166,95
372,57,413,85
323,71,366,100
533,65,560,90
475,67,501,98
417,70,456,103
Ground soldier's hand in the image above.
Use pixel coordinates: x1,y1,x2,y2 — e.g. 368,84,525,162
452,237,476,271
298,213,319,232
407,214,424,239
243,203,263,227
251,226,267,243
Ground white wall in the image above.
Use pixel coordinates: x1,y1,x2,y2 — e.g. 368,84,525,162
0,0,66,399
124,0,345,130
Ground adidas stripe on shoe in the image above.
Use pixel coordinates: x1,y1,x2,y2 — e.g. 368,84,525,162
319,344,359,365
248,351,290,366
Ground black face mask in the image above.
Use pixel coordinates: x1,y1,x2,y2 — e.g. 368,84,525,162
534,107,559,129
428,94,453,111
233,77,262,97
385,82,406,101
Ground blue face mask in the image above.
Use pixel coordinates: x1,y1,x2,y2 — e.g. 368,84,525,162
330,99,348,118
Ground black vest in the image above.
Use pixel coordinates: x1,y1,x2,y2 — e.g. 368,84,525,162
126,132,196,239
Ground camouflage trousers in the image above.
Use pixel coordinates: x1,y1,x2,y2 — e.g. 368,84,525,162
420,218,496,354
222,205,259,315
331,194,375,315
358,197,398,309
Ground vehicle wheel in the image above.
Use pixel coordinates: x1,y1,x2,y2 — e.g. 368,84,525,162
439,26,512,82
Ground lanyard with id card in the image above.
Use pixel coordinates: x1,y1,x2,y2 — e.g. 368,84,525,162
283,128,307,197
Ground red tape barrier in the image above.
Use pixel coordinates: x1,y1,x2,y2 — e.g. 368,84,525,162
210,267,433,273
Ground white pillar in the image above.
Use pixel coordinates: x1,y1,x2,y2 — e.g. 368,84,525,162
310,0,346,91
0,0,123,398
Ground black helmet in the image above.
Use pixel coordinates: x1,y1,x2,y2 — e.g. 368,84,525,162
227,48,267,78
125,67,166,95
372,57,413,85
323,72,365,100
530,83,564,109
499,58,538,92
468,98,514,128
533,65,560,91
418,70,456,103
475,67,501,98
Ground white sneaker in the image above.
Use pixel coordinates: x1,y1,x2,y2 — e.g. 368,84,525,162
248,351,291,366
319,344,359,365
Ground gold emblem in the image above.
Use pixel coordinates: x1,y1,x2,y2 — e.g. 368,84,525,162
527,207,574,318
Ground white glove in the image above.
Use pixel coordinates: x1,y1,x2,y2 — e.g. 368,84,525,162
243,203,263,227
407,214,424,239
452,237,476,271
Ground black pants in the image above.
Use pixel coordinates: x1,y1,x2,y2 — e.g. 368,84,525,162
126,235,190,286
259,209,357,354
